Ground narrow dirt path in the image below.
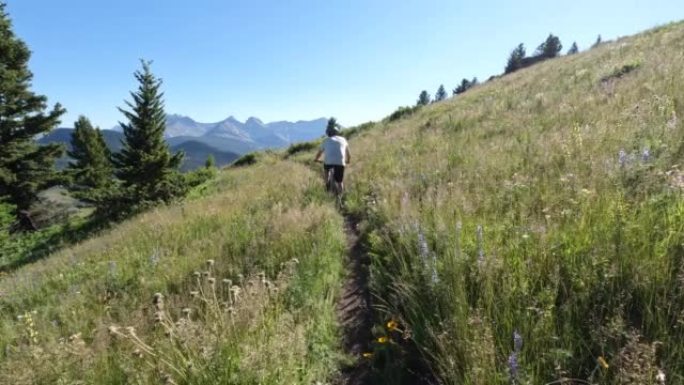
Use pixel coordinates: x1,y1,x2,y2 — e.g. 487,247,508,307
336,214,373,385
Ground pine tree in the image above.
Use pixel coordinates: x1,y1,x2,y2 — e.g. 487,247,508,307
205,154,216,169
0,3,65,220
453,78,470,95
567,41,579,55
112,61,184,205
417,90,431,106
536,34,563,59
505,43,526,74
67,116,113,199
435,85,447,102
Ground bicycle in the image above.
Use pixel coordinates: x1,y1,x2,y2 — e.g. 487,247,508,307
318,162,344,207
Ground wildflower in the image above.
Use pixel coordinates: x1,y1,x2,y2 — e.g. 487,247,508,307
206,259,215,267
192,271,201,279
222,278,232,286
597,356,609,369
656,369,666,384
362,352,373,358
202,271,210,278
376,336,389,344
108,261,118,275
207,277,216,286
189,291,200,298
149,251,159,266
386,320,399,331
513,330,523,353
508,352,519,382
417,229,430,259
132,348,143,358
182,308,192,318
618,149,627,168
642,148,651,162
476,225,485,266
226,306,235,315
153,292,164,303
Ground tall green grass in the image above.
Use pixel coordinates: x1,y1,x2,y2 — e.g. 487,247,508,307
342,21,684,384
0,158,346,384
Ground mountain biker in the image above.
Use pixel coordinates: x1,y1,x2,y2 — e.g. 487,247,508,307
314,118,350,193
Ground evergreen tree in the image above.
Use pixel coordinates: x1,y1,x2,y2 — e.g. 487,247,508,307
112,61,184,205
592,35,602,48
0,3,65,220
536,34,563,59
434,84,447,102
453,78,470,95
505,43,526,74
205,154,216,169
567,41,579,55
67,116,113,199
417,90,431,106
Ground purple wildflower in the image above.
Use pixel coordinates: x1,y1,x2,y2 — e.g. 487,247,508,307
641,148,651,162
476,225,485,266
508,352,519,383
108,261,117,276
418,229,430,260
513,330,523,353
618,149,627,168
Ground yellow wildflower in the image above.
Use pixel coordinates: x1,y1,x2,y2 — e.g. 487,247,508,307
377,336,389,344
362,352,373,358
597,356,609,369
386,320,399,331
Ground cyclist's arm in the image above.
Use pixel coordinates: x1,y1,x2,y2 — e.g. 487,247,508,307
345,147,351,164
314,149,323,162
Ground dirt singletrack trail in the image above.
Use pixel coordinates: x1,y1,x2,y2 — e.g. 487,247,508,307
336,214,373,385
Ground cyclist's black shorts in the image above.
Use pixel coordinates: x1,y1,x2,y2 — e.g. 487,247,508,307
324,164,345,183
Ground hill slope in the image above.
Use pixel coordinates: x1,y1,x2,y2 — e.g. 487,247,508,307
340,21,684,384
3,21,684,384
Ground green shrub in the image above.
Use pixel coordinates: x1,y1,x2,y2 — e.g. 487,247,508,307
232,152,259,167
385,106,421,122
286,141,318,156
600,61,641,83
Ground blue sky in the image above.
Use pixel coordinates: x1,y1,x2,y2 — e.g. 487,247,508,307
5,0,684,129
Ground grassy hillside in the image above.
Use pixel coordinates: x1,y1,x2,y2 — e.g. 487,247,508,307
2,21,684,385
340,22,684,384
0,159,346,384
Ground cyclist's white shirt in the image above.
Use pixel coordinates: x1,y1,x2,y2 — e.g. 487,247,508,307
320,136,348,166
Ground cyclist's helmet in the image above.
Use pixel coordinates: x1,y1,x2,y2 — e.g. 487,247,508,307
326,117,340,136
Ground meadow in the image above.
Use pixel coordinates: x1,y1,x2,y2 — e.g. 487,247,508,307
339,21,684,384
2,20,684,385
0,159,347,384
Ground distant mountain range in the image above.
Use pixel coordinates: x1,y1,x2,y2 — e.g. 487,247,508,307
39,115,328,171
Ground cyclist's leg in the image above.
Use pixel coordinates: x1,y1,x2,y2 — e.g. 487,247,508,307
334,165,345,194
323,164,332,192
